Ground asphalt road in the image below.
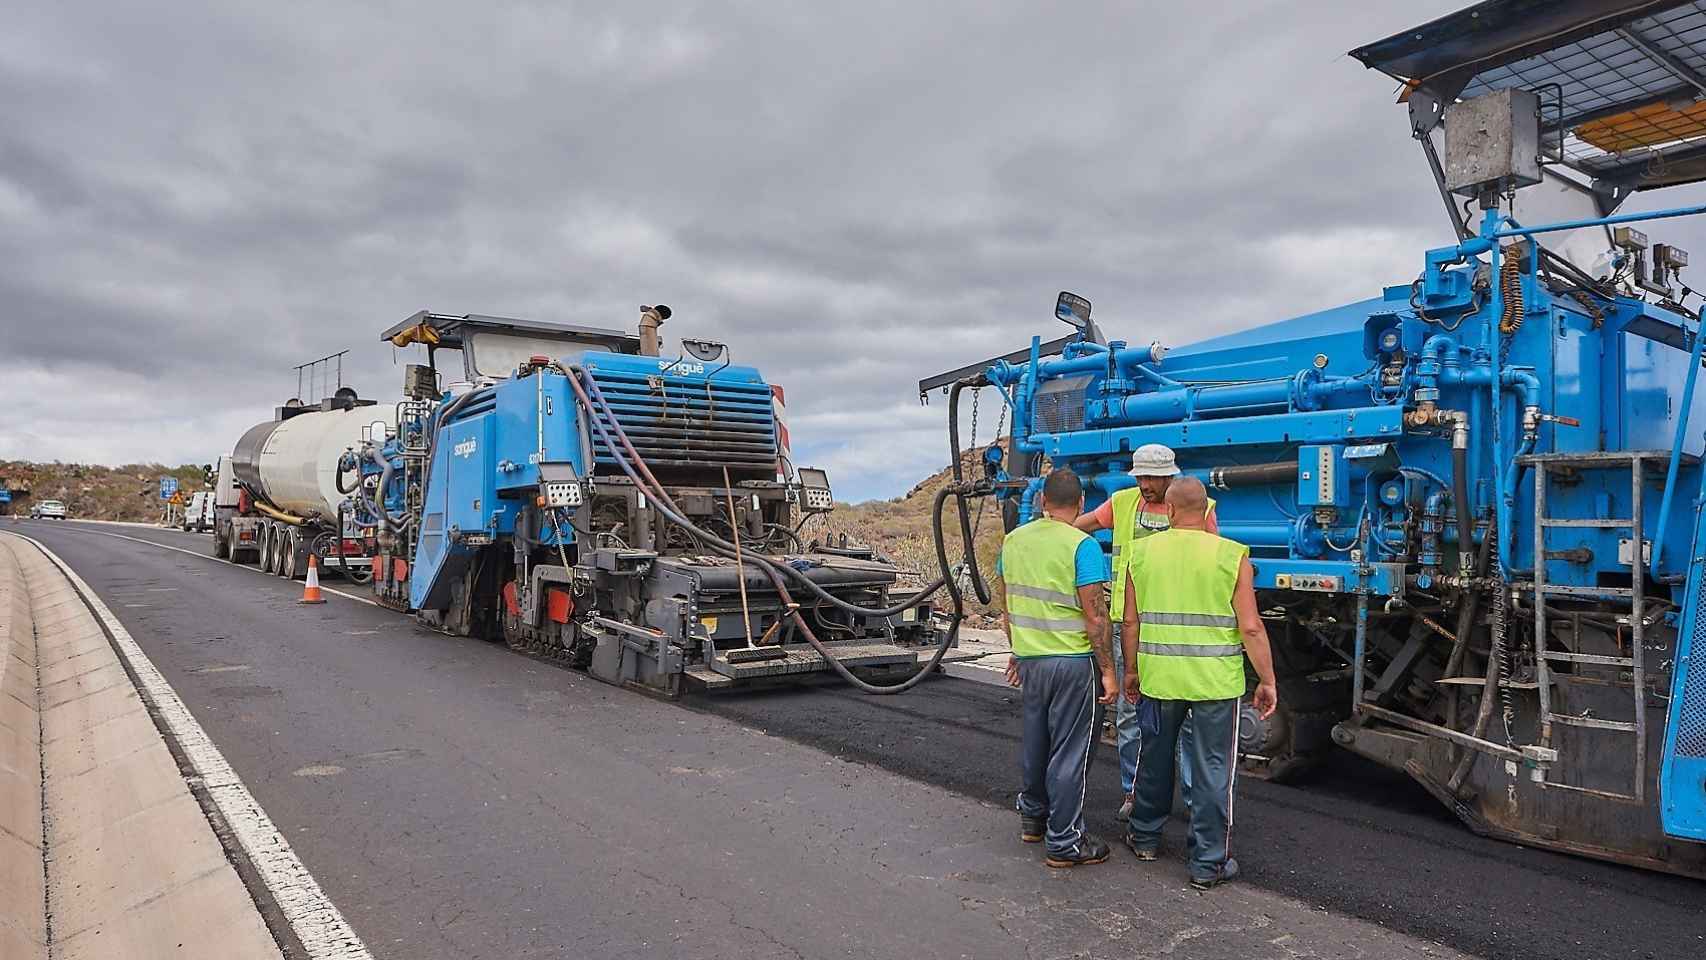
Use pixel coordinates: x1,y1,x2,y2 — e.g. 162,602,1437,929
12,518,1706,959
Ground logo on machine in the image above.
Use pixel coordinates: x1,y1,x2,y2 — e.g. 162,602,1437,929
657,359,705,376
453,438,478,459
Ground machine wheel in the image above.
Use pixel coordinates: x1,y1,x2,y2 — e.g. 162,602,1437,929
281,532,299,579
262,526,278,575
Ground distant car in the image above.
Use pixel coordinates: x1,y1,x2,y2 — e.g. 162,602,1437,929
182,491,215,532
30,500,67,520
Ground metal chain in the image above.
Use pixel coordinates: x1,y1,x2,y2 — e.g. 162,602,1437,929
972,395,1008,539
969,387,980,452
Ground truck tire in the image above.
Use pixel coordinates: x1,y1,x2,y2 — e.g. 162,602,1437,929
262,526,278,575
214,526,230,560
282,532,299,580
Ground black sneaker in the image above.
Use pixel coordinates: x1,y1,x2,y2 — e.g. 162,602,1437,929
1190,857,1240,890
1045,835,1112,868
1020,815,1046,844
1122,830,1158,861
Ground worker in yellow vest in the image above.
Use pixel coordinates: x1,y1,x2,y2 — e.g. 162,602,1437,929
1118,476,1276,889
1074,444,1218,819
999,468,1117,867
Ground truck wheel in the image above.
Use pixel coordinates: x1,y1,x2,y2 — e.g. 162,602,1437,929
261,527,277,575
214,527,230,560
282,533,299,580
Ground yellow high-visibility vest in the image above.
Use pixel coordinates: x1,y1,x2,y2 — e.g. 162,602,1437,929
1001,518,1093,658
1128,528,1247,701
1108,487,1215,621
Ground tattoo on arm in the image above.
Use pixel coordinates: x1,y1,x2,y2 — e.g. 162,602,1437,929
1078,582,1113,671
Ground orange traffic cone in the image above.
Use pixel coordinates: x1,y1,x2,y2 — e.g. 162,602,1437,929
298,554,326,604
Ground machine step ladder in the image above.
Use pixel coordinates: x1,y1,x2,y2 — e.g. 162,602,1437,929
1526,451,1656,804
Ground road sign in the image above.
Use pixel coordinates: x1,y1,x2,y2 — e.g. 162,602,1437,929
159,476,178,501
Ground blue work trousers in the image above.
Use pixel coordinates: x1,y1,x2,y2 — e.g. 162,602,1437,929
1112,630,1192,806
1126,697,1238,882
1015,655,1096,856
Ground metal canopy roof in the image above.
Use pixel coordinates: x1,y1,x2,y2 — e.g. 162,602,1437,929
380,311,641,353
1353,0,1706,192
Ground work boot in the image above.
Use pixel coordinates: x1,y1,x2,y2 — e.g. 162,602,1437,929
1020,815,1046,844
1190,857,1240,890
1122,829,1158,861
1044,835,1111,868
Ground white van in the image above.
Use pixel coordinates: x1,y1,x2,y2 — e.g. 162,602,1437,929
183,491,215,532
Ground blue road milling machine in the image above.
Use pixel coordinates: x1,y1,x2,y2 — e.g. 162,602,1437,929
919,0,1706,877
348,307,960,699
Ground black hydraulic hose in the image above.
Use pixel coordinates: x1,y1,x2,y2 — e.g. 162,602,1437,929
366,447,408,532
1443,509,1494,757
335,457,360,494
1451,444,1474,571
583,368,945,616
333,502,373,585
1447,516,1500,794
568,368,965,693
946,379,992,605
578,368,946,618
1205,461,1298,489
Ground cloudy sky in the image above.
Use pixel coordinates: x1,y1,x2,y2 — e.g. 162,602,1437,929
5,1,1706,501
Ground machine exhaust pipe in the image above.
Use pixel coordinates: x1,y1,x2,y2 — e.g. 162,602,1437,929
638,304,671,357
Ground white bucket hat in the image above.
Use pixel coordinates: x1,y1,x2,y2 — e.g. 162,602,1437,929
1129,443,1180,477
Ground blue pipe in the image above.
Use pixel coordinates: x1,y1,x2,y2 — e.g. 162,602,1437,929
1216,524,1294,549
1653,318,1706,579
1133,364,1180,388
1487,203,1706,241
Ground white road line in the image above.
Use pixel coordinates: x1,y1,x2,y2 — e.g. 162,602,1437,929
39,525,378,606
14,533,375,960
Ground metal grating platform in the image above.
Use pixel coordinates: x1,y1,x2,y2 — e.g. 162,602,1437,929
1678,559,1706,758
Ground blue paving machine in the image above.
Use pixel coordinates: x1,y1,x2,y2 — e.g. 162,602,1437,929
921,0,1706,876
349,307,951,699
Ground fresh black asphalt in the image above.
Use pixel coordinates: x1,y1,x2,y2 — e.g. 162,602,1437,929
13,518,1704,959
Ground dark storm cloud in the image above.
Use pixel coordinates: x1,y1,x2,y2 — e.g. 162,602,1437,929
14,0,1684,500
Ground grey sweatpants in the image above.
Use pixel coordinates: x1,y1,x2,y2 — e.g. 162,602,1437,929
1014,655,1096,855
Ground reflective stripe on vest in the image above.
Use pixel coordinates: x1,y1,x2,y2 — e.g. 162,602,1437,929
1000,517,1093,658
1129,529,1247,701
1108,488,1215,621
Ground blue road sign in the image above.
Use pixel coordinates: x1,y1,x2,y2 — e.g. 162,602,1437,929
159,476,178,500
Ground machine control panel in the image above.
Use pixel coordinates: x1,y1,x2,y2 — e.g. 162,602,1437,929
797,467,834,512
1274,573,1342,592
544,481,582,508
1297,445,1349,507
537,462,584,509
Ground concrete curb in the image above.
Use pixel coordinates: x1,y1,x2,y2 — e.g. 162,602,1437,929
0,539,47,960
0,532,286,960
6,532,373,960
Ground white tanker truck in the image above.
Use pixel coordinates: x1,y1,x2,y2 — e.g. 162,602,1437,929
214,389,395,581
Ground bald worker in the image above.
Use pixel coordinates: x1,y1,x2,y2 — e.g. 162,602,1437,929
1119,476,1277,890
1075,444,1218,818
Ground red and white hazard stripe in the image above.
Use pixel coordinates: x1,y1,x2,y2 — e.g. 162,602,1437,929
771,384,792,479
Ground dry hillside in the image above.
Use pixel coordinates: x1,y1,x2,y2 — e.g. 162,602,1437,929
801,447,1009,621
0,461,209,522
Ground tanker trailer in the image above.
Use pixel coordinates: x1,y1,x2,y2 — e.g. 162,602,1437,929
918,0,1706,876
219,390,394,582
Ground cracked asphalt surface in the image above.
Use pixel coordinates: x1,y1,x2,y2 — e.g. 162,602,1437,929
12,518,1705,959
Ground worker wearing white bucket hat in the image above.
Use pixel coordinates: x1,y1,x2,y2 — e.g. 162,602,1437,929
1074,444,1217,817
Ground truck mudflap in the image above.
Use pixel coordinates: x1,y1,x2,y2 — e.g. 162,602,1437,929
1660,512,1706,842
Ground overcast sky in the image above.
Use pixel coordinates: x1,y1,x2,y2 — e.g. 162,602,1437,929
5,1,1706,501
